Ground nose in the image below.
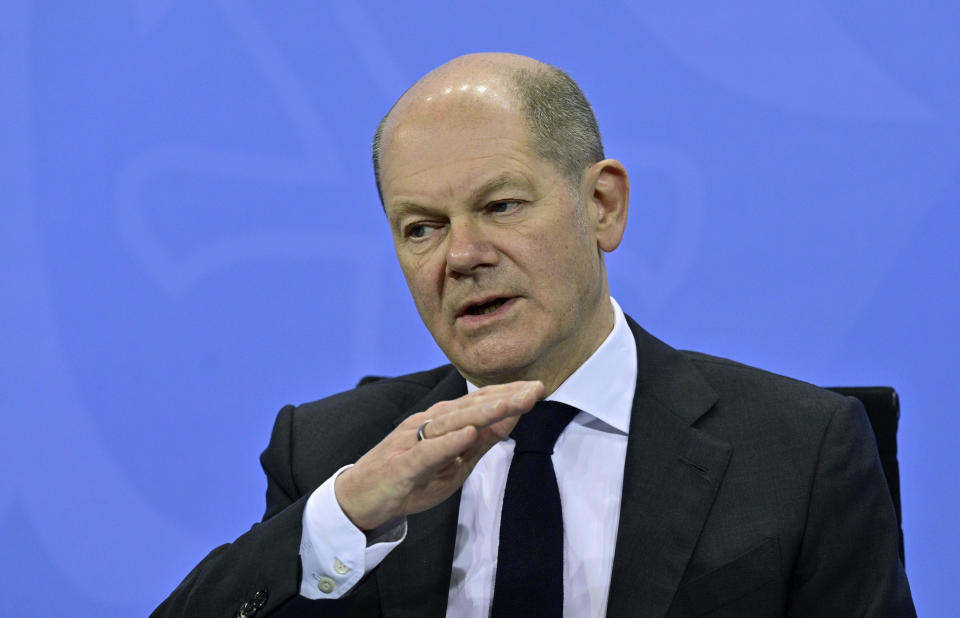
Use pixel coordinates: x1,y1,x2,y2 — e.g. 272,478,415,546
445,219,498,277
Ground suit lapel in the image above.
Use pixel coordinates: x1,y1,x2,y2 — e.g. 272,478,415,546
606,319,732,617
375,368,467,617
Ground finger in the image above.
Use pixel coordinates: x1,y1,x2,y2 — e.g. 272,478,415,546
413,381,535,424
425,380,543,438
457,416,521,464
408,425,479,473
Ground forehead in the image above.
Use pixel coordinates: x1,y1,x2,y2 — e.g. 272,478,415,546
379,99,546,209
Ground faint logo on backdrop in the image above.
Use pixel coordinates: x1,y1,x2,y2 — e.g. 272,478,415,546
624,0,933,120
8,0,417,610
117,0,402,297
611,0,934,317
114,0,420,385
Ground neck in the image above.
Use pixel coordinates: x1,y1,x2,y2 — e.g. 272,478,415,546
538,299,615,396
465,296,615,397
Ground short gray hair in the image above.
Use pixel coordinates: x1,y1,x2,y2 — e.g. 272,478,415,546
372,64,604,204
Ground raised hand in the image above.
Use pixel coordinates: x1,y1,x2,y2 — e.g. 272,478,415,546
334,380,544,530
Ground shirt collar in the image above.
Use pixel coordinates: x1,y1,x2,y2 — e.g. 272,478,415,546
465,297,636,434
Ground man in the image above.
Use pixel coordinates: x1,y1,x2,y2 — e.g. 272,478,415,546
155,53,914,617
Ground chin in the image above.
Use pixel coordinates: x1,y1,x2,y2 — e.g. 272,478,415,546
447,339,542,385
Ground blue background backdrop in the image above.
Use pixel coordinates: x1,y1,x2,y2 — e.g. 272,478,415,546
3,1,957,615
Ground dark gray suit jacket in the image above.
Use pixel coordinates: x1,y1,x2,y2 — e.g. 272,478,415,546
154,318,914,617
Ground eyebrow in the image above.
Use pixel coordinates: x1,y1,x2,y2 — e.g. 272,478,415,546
388,202,441,230
468,173,531,204
389,173,533,221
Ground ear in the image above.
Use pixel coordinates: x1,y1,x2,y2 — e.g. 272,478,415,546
583,159,629,252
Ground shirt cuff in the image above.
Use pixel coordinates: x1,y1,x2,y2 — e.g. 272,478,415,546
298,465,407,600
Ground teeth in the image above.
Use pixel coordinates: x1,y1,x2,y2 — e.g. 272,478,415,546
471,299,505,315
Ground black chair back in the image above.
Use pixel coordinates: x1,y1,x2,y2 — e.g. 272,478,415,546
825,386,904,564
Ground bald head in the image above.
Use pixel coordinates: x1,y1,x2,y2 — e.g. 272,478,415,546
372,53,604,203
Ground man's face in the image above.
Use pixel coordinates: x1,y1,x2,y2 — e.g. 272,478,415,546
379,93,612,388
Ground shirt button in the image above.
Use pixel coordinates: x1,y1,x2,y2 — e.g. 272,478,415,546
333,558,350,575
252,590,268,607
317,577,335,594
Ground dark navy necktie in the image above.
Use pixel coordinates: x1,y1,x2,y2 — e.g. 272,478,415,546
490,400,579,617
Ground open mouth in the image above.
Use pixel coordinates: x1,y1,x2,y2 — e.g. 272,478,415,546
462,297,510,317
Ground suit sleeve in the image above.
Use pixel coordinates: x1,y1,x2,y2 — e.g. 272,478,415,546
785,397,915,617
151,405,307,618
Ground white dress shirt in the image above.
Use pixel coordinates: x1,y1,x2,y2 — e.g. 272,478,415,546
299,298,637,617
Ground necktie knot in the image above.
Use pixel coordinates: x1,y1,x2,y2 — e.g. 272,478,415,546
510,400,579,455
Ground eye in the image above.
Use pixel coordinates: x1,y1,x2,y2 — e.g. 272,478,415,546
405,222,441,240
488,200,521,214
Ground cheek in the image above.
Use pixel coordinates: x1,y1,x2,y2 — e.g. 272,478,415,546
533,236,601,306
400,258,443,320
526,230,581,277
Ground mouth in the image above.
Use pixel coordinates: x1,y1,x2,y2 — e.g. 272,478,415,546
456,296,517,321
465,298,508,315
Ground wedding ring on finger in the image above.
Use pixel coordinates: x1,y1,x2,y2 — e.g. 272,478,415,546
417,419,433,442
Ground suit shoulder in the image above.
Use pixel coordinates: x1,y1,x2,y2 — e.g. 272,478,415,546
265,365,457,488
291,364,455,426
675,351,875,476
680,350,848,417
